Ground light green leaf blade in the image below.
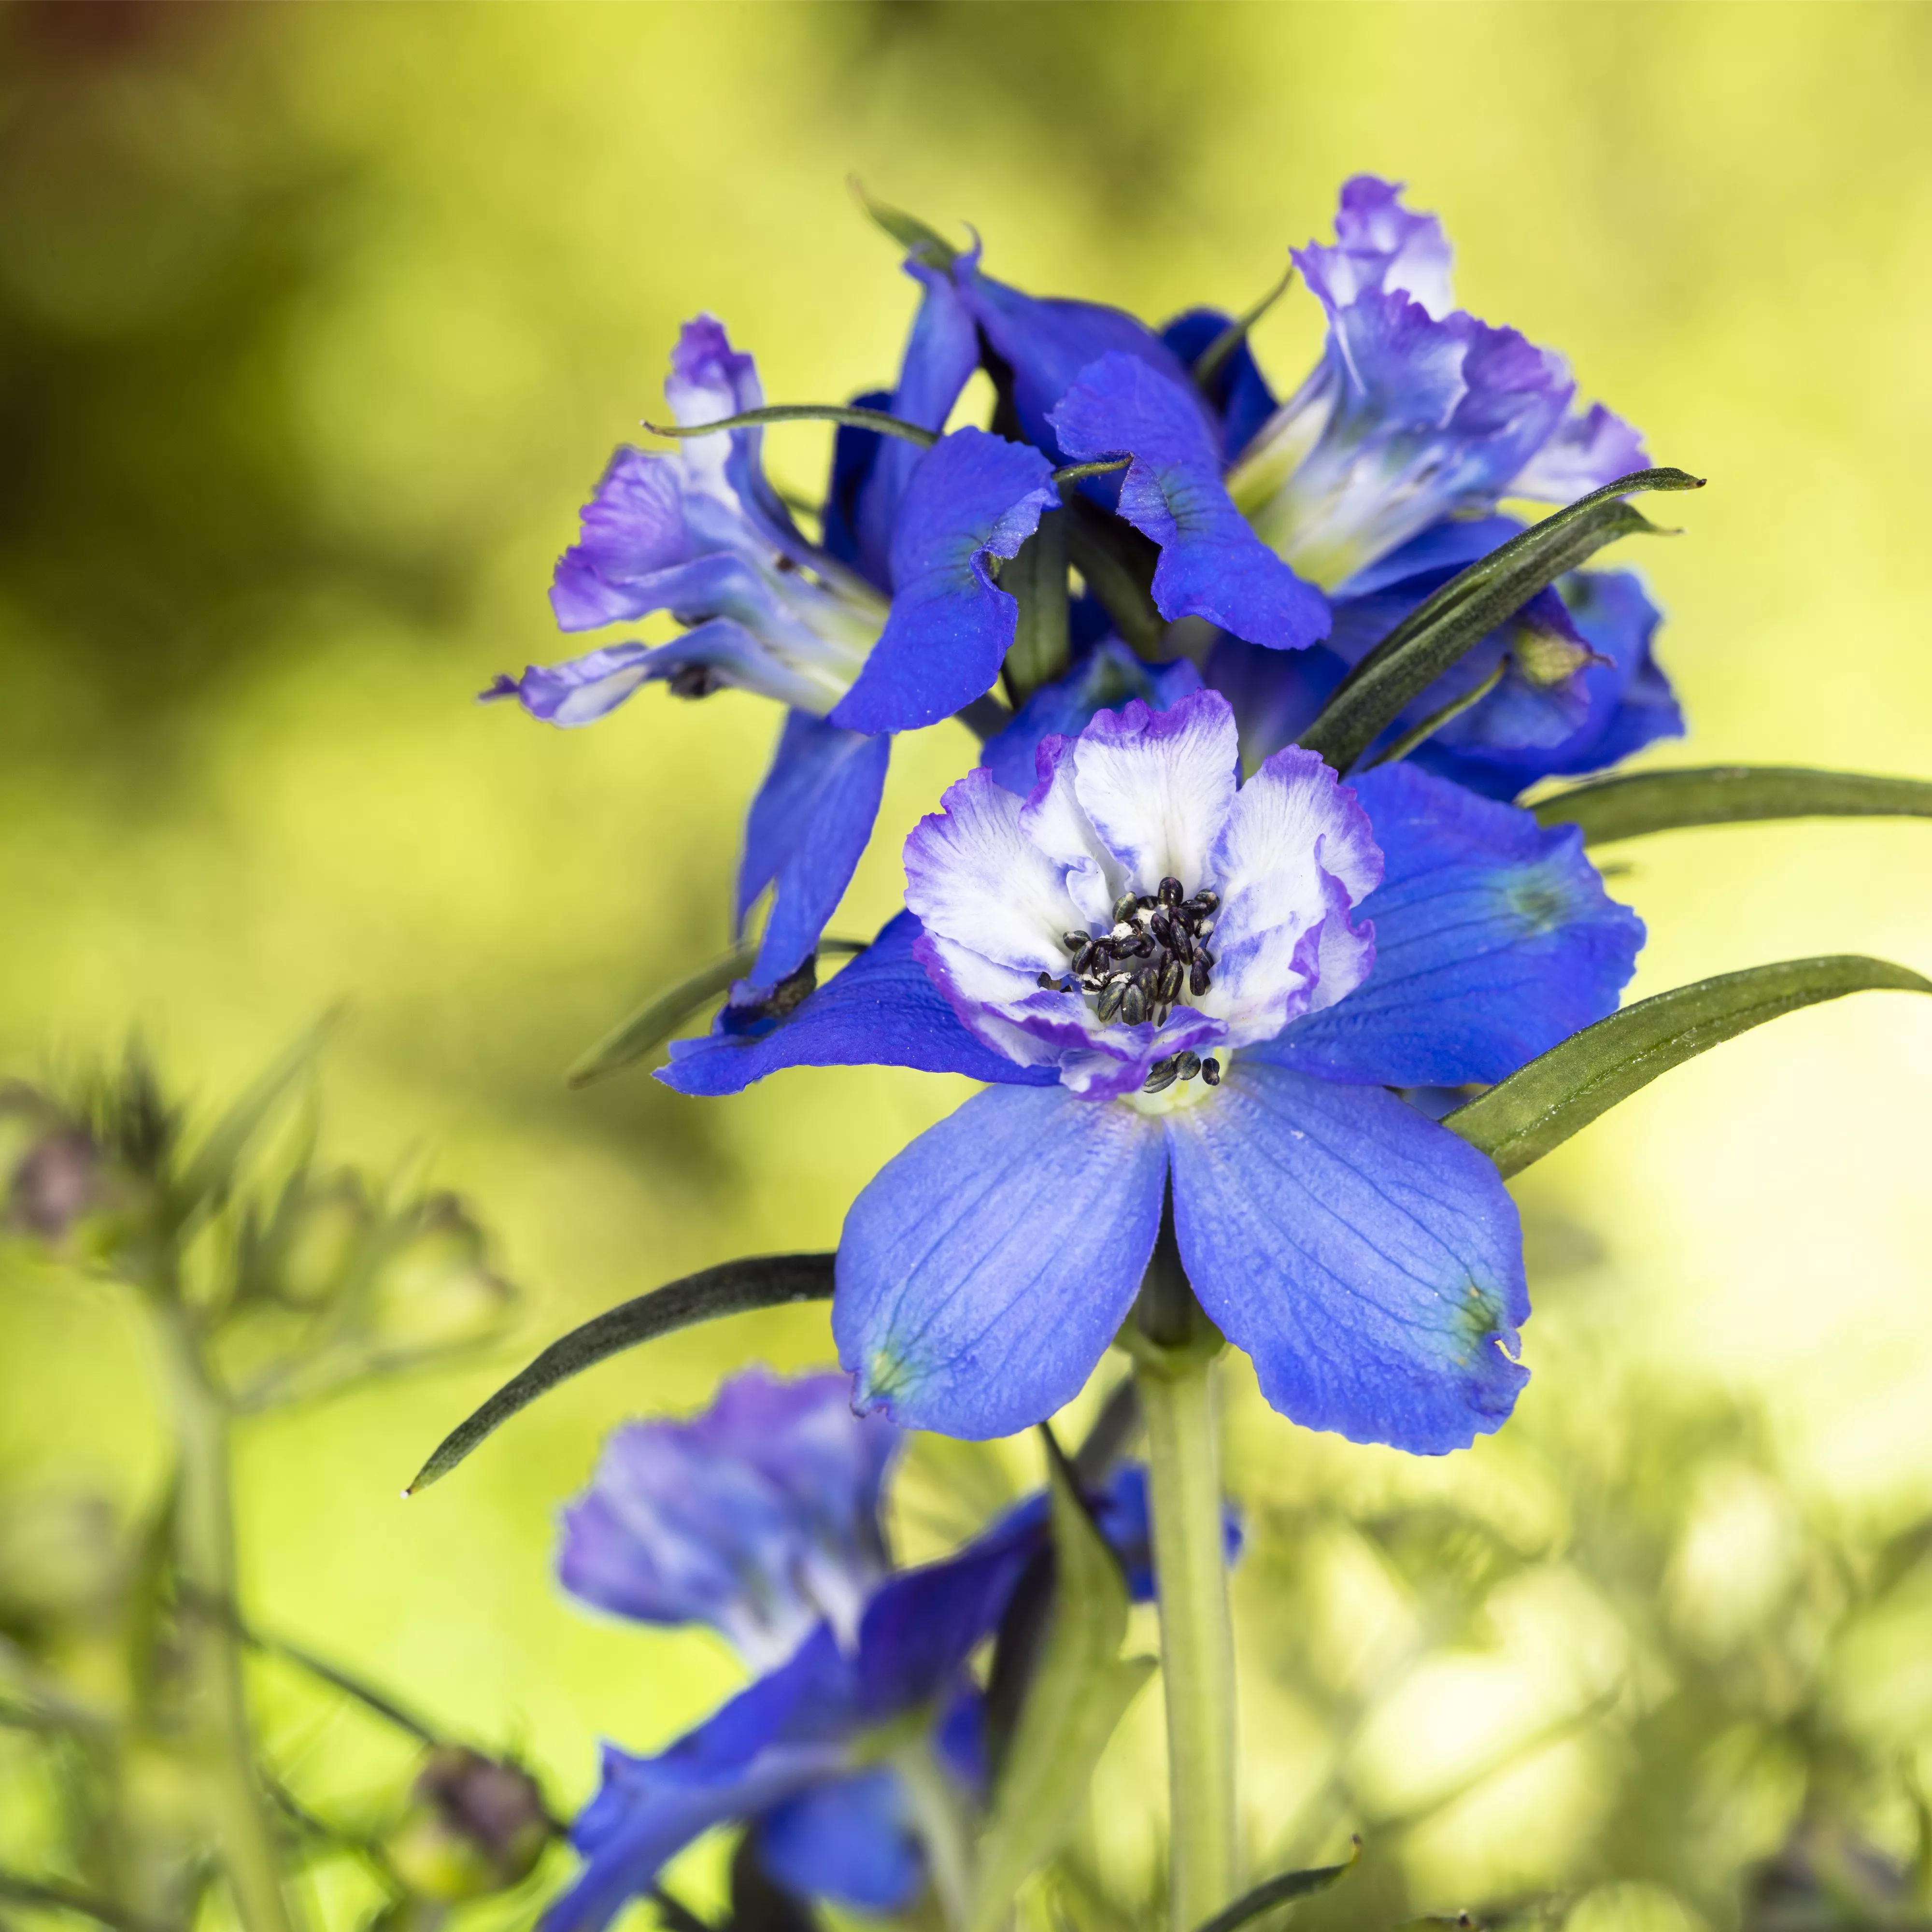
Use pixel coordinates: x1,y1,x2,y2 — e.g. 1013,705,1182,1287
1444,955,1932,1179
1533,764,1932,845
1298,468,1702,774
967,1457,1155,1932
404,1254,835,1494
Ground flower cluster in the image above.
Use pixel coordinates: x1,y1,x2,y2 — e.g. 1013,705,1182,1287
549,1370,1175,1931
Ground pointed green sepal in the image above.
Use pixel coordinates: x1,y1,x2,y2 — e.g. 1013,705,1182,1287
1534,764,1932,845
1297,469,1704,775
1443,954,1932,1179
1190,1841,1363,1932
403,1255,836,1494
849,177,961,269
966,1447,1155,1932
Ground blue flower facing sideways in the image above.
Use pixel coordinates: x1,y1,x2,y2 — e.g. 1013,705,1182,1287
549,1370,1173,1932
662,689,1645,1453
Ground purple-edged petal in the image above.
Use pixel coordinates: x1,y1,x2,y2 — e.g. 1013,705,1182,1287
483,642,658,726
739,711,892,987
1051,354,1329,652
1199,744,1381,1041
1303,174,1456,317
551,448,695,630
660,912,1058,1097
981,641,1201,795
835,1082,1167,1439
1512,401,1649,502
755,1772,922,1911
1165,1061,1528,1453
829,430,1057,734
1259,762,1644,1086
1072,688,1240,893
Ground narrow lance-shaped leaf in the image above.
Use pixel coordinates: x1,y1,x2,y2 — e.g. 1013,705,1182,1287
1444,955,1932,1179
403,1255,836,1495
568,939,867,1089
1190,1841,1363,1932
644,404,938,448
967,1447,1155,1932
1534,765,1932,846
1298,468,1704,775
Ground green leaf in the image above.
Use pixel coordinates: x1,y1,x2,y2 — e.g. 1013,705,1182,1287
1190,261,1296,392
1534,764,1932,845
404,1254,836,1494
172,1013,338,1224
1189,1843,1362,1932
1003,507,1072,705
1444,955,1932,1179
1297,468,1704,774
567,939,866,1088
644,403,938,448
849,177,961,269
1064,494,1165,656
968,1451,1155,1932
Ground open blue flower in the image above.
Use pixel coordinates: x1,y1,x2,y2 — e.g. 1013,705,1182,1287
661,690,1642,1453
548,1368,1166,1931
1225,176,1648,593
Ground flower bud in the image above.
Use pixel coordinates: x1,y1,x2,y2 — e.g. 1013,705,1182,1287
383,1746,550,1901
1,1086,111,1247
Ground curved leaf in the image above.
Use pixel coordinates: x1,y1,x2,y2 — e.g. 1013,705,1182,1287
567,940,866,1089
1534,764,1932,845
1298,468,1704,774
1444,955,1932,1179
644,404,937,449
404,1255,836,1494
850,177,961,270
968,1450,1153,1932
1190,1843,1362,1932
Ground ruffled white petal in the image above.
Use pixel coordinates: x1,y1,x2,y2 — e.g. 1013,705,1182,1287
1072,692,1239,895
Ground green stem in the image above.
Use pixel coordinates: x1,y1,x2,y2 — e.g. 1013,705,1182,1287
154,1300,297,1932
1133,1234,1239,1932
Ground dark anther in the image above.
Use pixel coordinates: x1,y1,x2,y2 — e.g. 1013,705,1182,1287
1062,930,1089,952
1143,1058,1179,1095
1169,924,1194,964
1175,1051,1202,1080
1152,1001,1173,1028
1191,890,1220,915
1136,893,1160,913
1070,940,1098,975
1036,970,1058,990
1124,933,1149,957
1201,1056,1222,1086
1111,892,1140,926
1135,965,1161,1000
1120,983,1147,1027
1189,959,1212,997
1195,946,1215,971
1149,912,1176,950
668,665,721,699
1096,977,1127,1023
1158,959,1185,1004
1158,876,1183,907
766,956,819,1019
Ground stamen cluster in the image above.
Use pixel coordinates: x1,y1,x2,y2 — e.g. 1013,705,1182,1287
1034,875,1224,1092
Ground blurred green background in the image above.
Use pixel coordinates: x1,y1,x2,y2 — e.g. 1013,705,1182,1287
4,1,1932,1924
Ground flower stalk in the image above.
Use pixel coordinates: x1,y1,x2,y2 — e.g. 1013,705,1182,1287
1132,1221,1239,1932
153,1295,296,1932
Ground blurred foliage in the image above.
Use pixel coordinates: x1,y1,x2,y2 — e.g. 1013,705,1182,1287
1,3,1931,1932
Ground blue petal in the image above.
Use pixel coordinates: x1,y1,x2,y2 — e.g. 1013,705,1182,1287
1165,1061,1528,1453
659,912,1058,1097
835,1082,1167,1438
820,387,893,582
1160,307,1279,461
482,642,658,726
981,640,1202,794
1200,634,1347,775
829,430,1058,734
1261,762,1644,1087
755,1771,923,1911
945,254,1196,461
738,712,892,987
1051,355,1329,652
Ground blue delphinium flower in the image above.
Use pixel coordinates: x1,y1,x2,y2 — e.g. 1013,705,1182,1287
548,1368,1165,1932
660,689,1643,1453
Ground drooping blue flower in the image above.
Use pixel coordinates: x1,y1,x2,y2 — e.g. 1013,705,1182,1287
1225,177,1648,592
559,1370,897,1669
662,690,1642,1452
548,1367,1171,1932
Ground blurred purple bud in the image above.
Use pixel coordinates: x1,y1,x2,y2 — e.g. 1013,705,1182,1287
384,1746,552,1901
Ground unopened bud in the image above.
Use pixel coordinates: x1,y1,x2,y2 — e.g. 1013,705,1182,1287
384,1746,550,1901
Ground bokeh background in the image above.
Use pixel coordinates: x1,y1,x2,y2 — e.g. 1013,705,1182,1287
4,2,1932,1926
